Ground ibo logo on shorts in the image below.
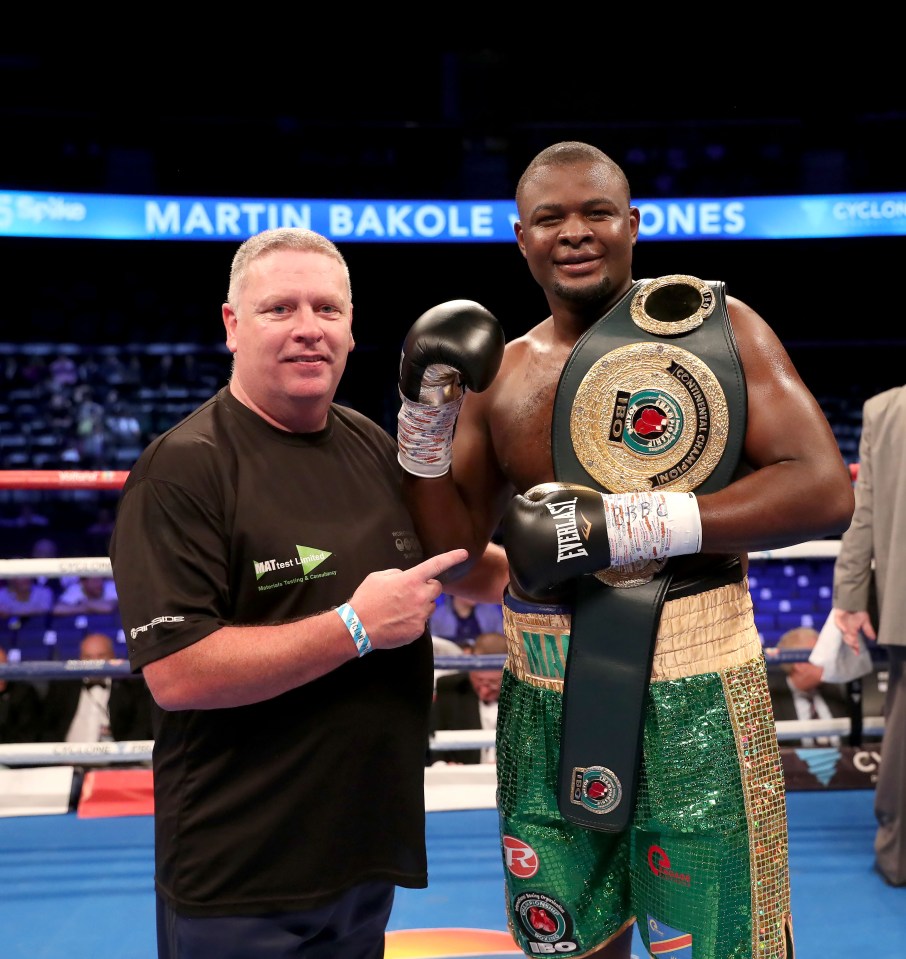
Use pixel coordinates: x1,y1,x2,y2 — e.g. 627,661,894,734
513,891,576,952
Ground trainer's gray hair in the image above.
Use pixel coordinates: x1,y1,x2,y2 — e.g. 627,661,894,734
226,228,351,306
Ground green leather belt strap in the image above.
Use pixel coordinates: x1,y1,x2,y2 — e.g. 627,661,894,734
551,276,747,833
558,571,673,832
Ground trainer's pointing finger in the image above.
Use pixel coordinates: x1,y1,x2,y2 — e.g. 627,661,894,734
409,548,469,583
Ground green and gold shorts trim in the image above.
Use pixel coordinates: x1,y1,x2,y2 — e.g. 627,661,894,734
496,578,794,959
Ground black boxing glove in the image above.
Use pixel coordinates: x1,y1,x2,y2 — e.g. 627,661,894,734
503,482,703,601
397,300,505,477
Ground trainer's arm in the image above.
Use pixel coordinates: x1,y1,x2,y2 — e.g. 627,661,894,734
695,298,854,551
142,549,468,711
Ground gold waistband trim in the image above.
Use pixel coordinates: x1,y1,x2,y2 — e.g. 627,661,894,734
503,578,761,690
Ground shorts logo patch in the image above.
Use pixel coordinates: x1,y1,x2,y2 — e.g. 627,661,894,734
503,835,539,878
569,765,622,814
647,844,691,886
513,891,576,950
647,915,693,957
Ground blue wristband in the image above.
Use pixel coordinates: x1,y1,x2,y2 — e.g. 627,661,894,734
336,603,373,657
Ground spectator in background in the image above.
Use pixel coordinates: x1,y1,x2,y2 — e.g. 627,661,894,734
0,575,54,619
46,390,75,435
84,506,117,553
429,593,504,649
73,384,107,466
833,383,906,887
53,575,118,617
430,631,508,765
431,634,468,693
40,632,152,743
0,503,50,530
48,353,79,391
103,387,142,447
767,627,846,747
18,353,47,388
98,350,135,387
30,537,59,561
0,645,43,744
29,535,75,595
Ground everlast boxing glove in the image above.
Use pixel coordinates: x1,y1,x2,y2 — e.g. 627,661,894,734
503,482,703,601
397,300,505,477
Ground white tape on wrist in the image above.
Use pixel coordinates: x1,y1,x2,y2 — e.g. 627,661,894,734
336,603,373,657
397,392,464,478
602,490,702,567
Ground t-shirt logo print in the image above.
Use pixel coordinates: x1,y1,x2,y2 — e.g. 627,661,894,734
253,545,332,580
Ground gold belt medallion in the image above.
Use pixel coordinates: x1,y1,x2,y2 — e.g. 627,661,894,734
570,341,729,495
630,274,715,336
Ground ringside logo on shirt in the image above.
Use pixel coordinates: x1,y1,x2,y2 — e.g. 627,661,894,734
131,615,186,640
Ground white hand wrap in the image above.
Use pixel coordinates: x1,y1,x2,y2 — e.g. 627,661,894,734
397,364,464,478
602,490,702,567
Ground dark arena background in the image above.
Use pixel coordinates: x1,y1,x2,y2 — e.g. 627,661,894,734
3,54,905,428
1,52,904,959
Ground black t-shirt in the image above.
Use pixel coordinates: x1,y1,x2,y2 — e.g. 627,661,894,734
110,388,433,916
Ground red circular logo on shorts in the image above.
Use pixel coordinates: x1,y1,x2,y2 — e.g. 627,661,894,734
648,844,670,875
503,835,539,878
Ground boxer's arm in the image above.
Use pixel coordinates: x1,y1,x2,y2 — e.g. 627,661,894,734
397,299,504,477
398,300,508,581
693,298,854,551
442,540,510,604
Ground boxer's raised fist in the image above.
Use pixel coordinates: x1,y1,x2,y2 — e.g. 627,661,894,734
397,300,504,477
398,299,504,404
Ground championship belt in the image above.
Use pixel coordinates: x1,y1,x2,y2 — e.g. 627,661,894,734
552,275,747,832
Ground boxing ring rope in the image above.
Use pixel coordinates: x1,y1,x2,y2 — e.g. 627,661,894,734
0,469,129,490
0,469,885,770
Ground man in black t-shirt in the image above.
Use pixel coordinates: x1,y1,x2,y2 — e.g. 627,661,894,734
110,228,507,959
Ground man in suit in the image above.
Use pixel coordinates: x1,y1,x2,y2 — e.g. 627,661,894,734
768,627,849,747
429,631,507,765
40,631,153,743
0,645,43,744
833,384,906,886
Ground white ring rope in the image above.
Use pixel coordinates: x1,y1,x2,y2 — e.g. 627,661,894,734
0,539,843,582
0,740,155,766
0,647,886,684
0,557,112,578
0,715,888,767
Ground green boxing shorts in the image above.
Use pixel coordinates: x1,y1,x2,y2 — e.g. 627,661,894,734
497,577,795,959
